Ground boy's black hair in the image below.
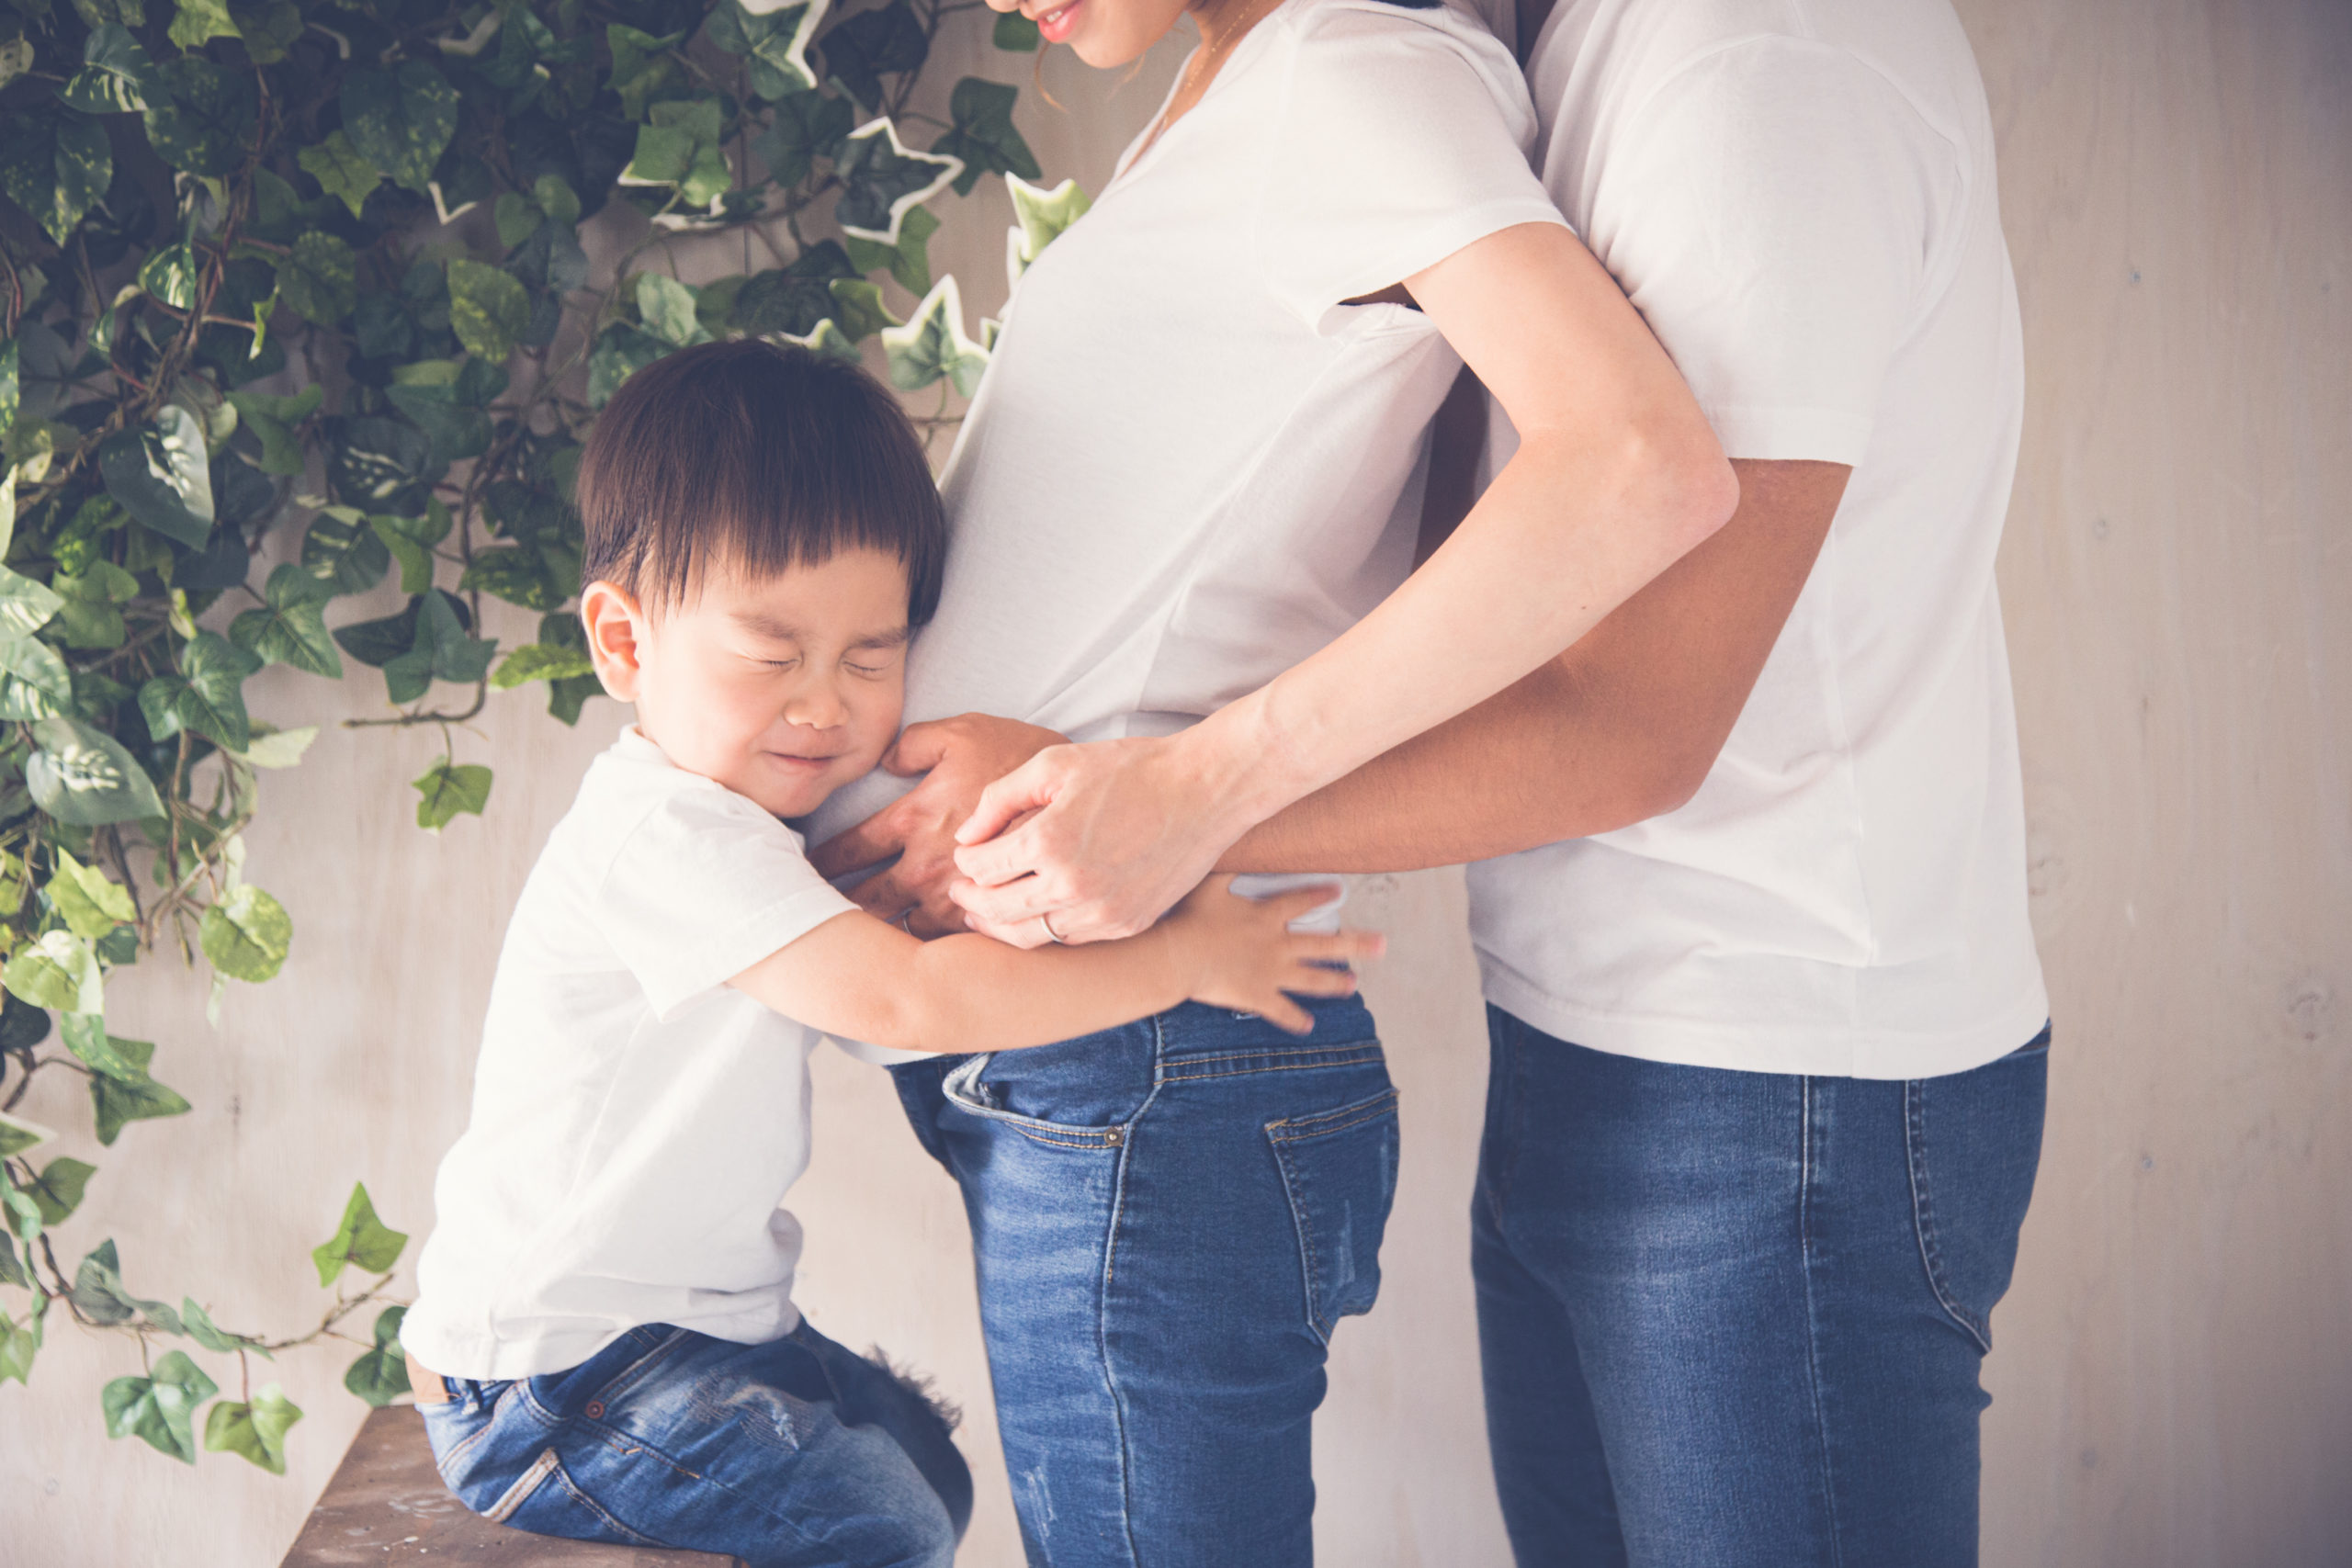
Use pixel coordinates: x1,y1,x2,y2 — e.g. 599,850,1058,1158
577,338,946,623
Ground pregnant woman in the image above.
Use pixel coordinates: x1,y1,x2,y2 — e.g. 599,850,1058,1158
808,0,1734,1560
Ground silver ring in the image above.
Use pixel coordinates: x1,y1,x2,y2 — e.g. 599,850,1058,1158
1037,911,1064,944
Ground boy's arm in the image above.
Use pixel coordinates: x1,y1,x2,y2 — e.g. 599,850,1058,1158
729,881,1374,1052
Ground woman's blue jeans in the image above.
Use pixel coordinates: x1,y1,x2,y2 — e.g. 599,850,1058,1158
418,1319,972,1567
1474,1005,2050,1568
889,994,1400,1568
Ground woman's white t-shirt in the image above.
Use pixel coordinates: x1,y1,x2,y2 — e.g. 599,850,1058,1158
1470,0,2049,1079
809,0,1565,852
404,728,859,1379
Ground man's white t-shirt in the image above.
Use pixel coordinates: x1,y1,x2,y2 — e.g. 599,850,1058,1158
809,0,1565,858
1468,0,2048,1079
403,728,859,1379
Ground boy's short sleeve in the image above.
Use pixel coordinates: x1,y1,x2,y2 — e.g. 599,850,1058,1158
1254,2,1567,333
591,786,859,1021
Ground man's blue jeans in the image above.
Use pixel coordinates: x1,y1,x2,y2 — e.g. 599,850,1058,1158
418,1319,972,1567
890,994,1400,1568
1474,1006,2050,1568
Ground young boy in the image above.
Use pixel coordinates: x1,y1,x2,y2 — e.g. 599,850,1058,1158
398,339,1377,1567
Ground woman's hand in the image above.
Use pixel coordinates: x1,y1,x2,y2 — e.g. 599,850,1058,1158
809,714,1066,937
948,728,1267,948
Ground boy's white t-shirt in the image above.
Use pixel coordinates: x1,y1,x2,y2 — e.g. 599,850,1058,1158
403,728,859,1379
1468,0,2048,1078
808,0,1565,855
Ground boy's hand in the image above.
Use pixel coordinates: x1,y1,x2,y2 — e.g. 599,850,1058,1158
1159,877,1385,1034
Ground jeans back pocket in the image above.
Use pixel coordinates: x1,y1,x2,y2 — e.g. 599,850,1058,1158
1266,1088,1402,1342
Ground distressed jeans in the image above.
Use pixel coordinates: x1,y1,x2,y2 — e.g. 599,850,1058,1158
418,1319,972,1567
890,994,1401,1568
1474,1006,2051,1568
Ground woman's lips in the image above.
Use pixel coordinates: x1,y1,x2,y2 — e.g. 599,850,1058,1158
1034,0,1080,44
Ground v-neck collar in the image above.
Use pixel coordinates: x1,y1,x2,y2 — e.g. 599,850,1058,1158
1106,0,1296,193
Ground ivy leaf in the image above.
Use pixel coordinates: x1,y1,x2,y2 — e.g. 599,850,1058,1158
230,563,342,678
585,323,672,409
331,596,423,670
103,1349,217,1464
181,1297,270,1359
635,272,707,348
993,8,1040,48
300,510,391,596
296,130,380,220
142,58,257,177
605,24,686,121
277,231,357,326
204,1384,301,1474
25,716,166,825
365,506,449,595
0,1111,55,1161
844,201,936,296
199,883,290,983
933,77,1038,195
345,1305,411,1407
883,276,991,398
139,630,262,752
548,673,603,726
0,1233,26,1292
490,641,595,689
341,62,459,194
62,25,156,115
327,416,434,516
167,0,240,51
382,589,494,702
0,106,113,246
224,384,321,478
0,565,64,637
827,277,899,342
49,848,136,941
91,1041,190,1145
100,405,214,548
233,0,303,64
821,0,927,111
707,0,824,100
0,1303,40,1385
140,229,199,316
61,1012,151,1082
412,758,492,830
459,545,565,611
833,117,960,244
24,1157,96,1226
751,87,854,187
1006,173,1091,285
71,1239,177,1329
620,97,729,209
0,628,74,721
4,930,103,1015
446,259,529,363
312,1182,407,1286
231,725,318,770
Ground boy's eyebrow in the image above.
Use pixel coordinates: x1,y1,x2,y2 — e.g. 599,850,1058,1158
728,609,910,650
849,626,913,652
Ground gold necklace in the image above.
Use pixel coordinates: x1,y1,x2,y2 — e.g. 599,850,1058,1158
1155,0,1280,140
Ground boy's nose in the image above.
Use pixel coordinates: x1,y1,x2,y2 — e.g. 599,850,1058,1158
784,681,850,729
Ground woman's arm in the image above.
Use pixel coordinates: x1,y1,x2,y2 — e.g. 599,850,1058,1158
945,222,1740,944
729,880,1377,1048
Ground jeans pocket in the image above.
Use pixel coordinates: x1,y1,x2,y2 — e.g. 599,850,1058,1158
1267,1087,1402,1342
941,1054,1139,1149
1905,1042,2051,1352
490,1447,665,1548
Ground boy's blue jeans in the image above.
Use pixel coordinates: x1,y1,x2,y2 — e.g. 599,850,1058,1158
1475,1005,2050,1568
889,994,1399,1568
418,1319,972,1568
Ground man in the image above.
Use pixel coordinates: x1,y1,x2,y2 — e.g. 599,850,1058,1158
817,2,2046,1560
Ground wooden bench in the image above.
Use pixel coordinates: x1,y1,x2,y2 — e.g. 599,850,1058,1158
280,1405,740,1566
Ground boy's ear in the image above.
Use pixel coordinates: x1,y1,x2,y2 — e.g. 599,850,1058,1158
579,581,647,702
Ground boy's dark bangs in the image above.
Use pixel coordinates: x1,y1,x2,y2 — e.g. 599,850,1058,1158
579,341,945,622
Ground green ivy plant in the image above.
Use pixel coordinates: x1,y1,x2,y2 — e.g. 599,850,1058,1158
0,0,1091,1473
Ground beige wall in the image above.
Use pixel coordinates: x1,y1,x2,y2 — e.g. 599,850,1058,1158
8,1,2349,1562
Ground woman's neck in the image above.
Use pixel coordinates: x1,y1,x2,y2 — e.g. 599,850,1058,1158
1191,0,1275,54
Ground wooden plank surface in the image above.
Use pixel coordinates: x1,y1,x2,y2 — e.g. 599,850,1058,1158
277,1405,738,1567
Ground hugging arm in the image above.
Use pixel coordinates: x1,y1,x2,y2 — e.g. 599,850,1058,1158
943,222,1740,946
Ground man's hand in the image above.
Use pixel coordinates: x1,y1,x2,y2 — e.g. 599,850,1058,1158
809,714,1065,937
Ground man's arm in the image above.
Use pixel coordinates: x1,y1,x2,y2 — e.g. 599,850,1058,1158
1219,456,1849,872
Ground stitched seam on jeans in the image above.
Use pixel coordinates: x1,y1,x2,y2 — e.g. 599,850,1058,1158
1906,1079,1995,1353
432,1397,503,1480
1266,1093,1399,1144
1797,1079,1848,1568
588,1327,694,1412
1005,1126,1125,1149
1163,1056,1383,1082
582,1416,832,1555
1267,1127,1331,1343
1159,1043,1382,1075
482,1447,563,1523
1103,1024,1164,1567
546,1457,667,1546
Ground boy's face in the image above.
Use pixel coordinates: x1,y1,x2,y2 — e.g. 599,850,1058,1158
582,547,910,818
